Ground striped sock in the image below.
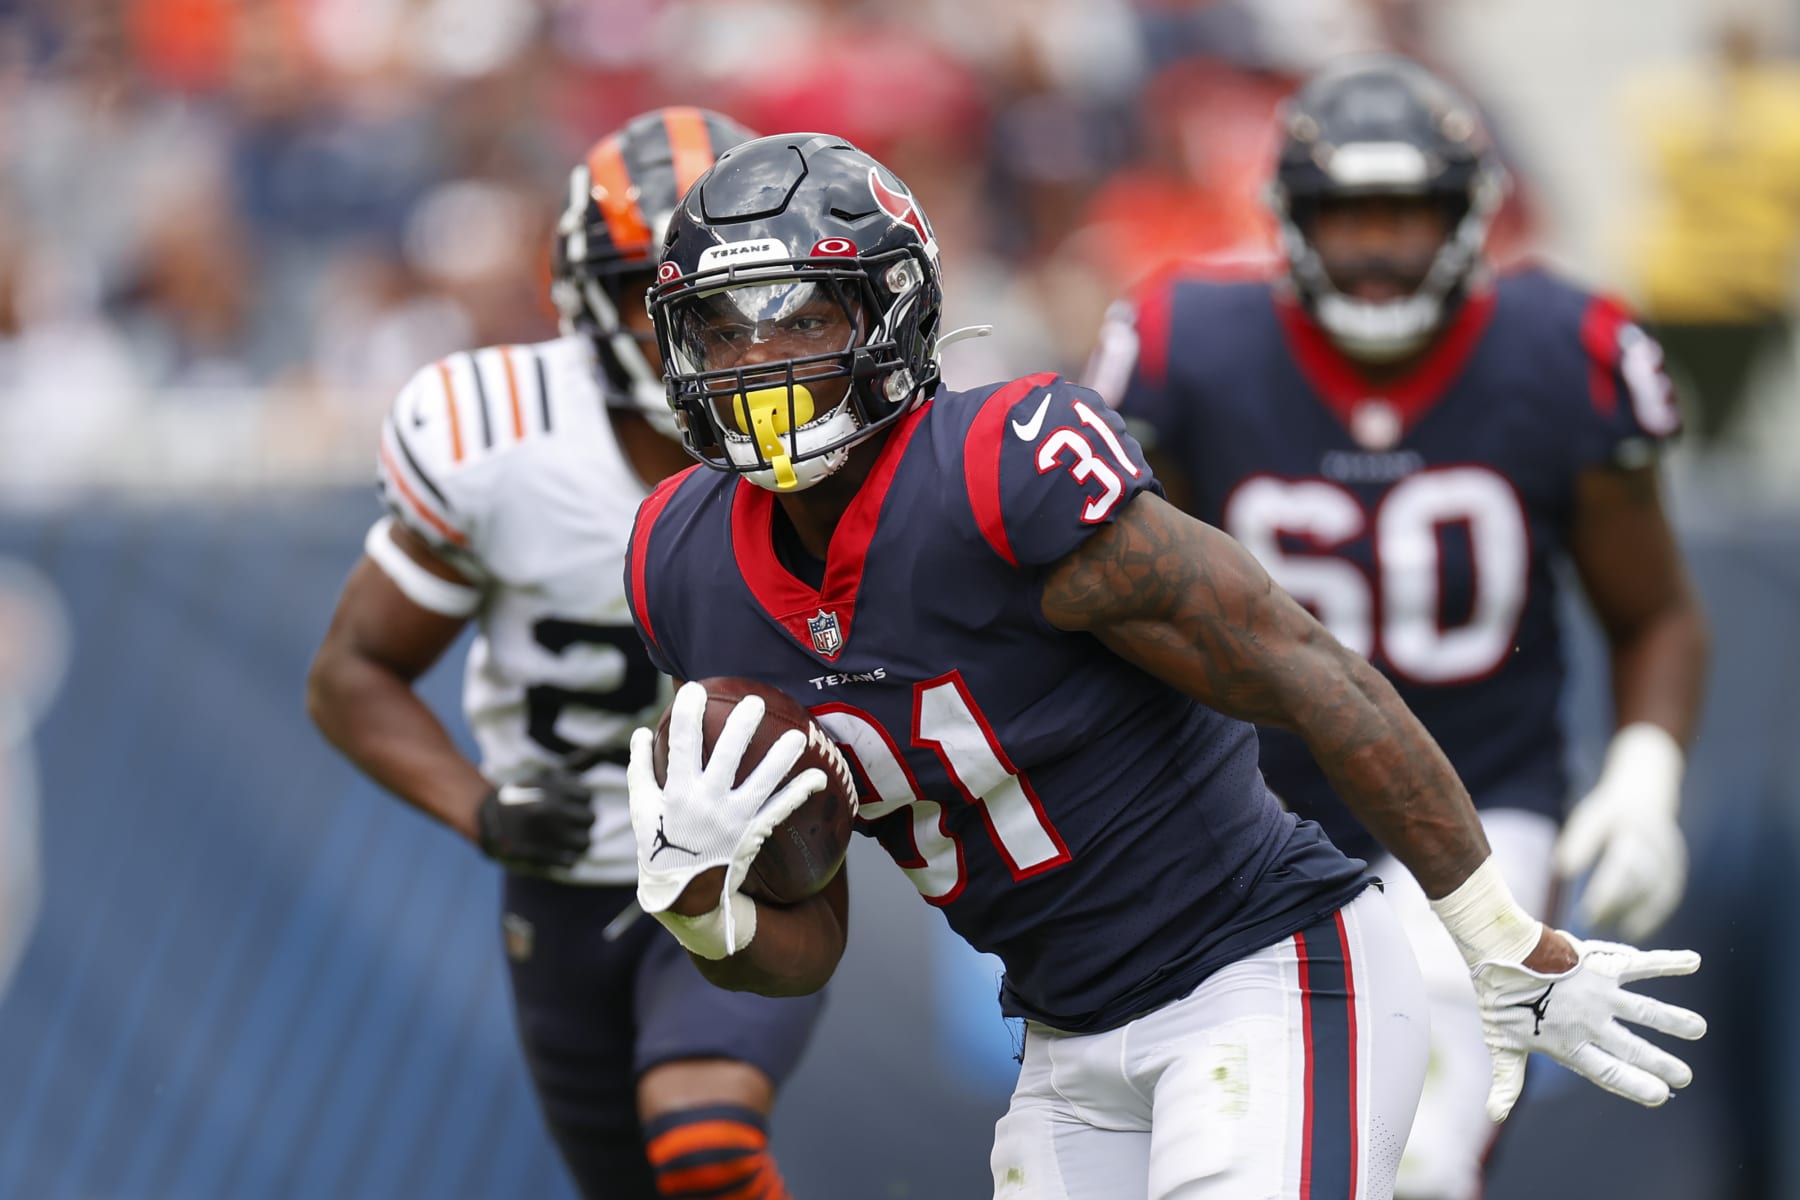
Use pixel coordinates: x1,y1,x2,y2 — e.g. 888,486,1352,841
643,1105,793,1199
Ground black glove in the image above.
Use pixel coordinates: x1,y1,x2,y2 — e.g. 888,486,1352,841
475,770,594,870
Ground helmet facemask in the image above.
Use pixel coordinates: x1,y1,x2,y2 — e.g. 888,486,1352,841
652,247,938,492
1273,158,1504,362
1268,57,1509,364
554,260,681,438
552,183,681,439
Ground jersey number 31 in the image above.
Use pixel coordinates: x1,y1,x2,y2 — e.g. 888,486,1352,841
813,671,1069,905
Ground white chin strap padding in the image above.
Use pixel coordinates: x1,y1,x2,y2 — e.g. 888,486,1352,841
742,447,851,493
1314,292,1442,362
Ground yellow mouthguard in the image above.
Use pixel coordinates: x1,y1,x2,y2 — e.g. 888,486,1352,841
733,385,816,491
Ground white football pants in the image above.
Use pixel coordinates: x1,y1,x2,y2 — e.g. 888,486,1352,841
1374,808,1557,1200
990,886,1429,1199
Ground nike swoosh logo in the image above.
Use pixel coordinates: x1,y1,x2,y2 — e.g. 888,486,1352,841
497,784,539,806
1011,392,1053,441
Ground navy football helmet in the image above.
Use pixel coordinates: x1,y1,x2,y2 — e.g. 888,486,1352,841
647,133,944,492
552,107,756,436
1269,56,1506,361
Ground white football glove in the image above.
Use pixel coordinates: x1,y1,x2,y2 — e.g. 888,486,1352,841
1473,935,1706,1122
626,681,826,959
1554,723,1688,942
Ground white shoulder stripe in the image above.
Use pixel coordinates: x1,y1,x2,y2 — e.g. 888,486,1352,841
1084,300,1141,409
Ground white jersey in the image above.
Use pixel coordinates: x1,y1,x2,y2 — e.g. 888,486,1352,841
371,334,671,884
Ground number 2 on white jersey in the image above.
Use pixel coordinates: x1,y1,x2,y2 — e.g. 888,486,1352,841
813,671,1069,905
1224,465,1529,684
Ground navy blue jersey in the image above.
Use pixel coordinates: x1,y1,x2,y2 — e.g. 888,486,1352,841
626,374,1369,1033
1099,267,1681,860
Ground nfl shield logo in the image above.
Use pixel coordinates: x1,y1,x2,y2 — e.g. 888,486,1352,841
1350,398,1402,451
807,609,844,658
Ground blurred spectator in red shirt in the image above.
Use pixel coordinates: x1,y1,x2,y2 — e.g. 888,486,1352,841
1074,62,1287,293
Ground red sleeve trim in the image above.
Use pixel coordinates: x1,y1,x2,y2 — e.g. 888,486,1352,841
1131,274,1178,390
627,465,698,651
962,372,1059,567
1579,295,1631,417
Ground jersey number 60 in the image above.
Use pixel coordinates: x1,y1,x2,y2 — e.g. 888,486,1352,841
1225,465,1530,684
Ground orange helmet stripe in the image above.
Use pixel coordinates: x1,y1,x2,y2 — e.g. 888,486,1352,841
662,106,717,197
585,135,652,253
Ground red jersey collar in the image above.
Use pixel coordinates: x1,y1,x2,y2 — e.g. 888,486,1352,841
1273,285,1496,443
729,401,933,661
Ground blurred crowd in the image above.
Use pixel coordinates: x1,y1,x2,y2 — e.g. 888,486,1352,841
0,0,1797,496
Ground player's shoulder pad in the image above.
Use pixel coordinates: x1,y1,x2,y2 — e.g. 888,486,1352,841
958,372,1161,569
377,341,569,552
1496,265,1682,444
623,462,709,672
1097,261,1280,395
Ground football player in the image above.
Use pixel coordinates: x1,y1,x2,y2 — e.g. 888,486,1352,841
1086,57,1710,1200
618,132,1708,1199
306,109,821,1200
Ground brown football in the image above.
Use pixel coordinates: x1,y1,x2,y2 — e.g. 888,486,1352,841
652,677,857,905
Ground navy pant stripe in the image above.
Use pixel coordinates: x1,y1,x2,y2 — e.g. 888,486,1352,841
1296,909,1359,1199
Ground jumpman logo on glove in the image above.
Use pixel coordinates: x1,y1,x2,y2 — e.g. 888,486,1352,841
649,816,699,861
1508,983,1556,1036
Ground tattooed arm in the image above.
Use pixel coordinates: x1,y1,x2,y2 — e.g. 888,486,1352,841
1042,490,1503,907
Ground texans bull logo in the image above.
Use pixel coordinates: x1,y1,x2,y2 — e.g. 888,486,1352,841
868,168,936,254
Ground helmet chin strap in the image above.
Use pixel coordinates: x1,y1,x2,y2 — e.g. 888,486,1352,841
742,446,850,493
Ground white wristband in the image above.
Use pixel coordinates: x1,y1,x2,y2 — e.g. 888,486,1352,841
649,892,758,960
1430,856,1543,968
